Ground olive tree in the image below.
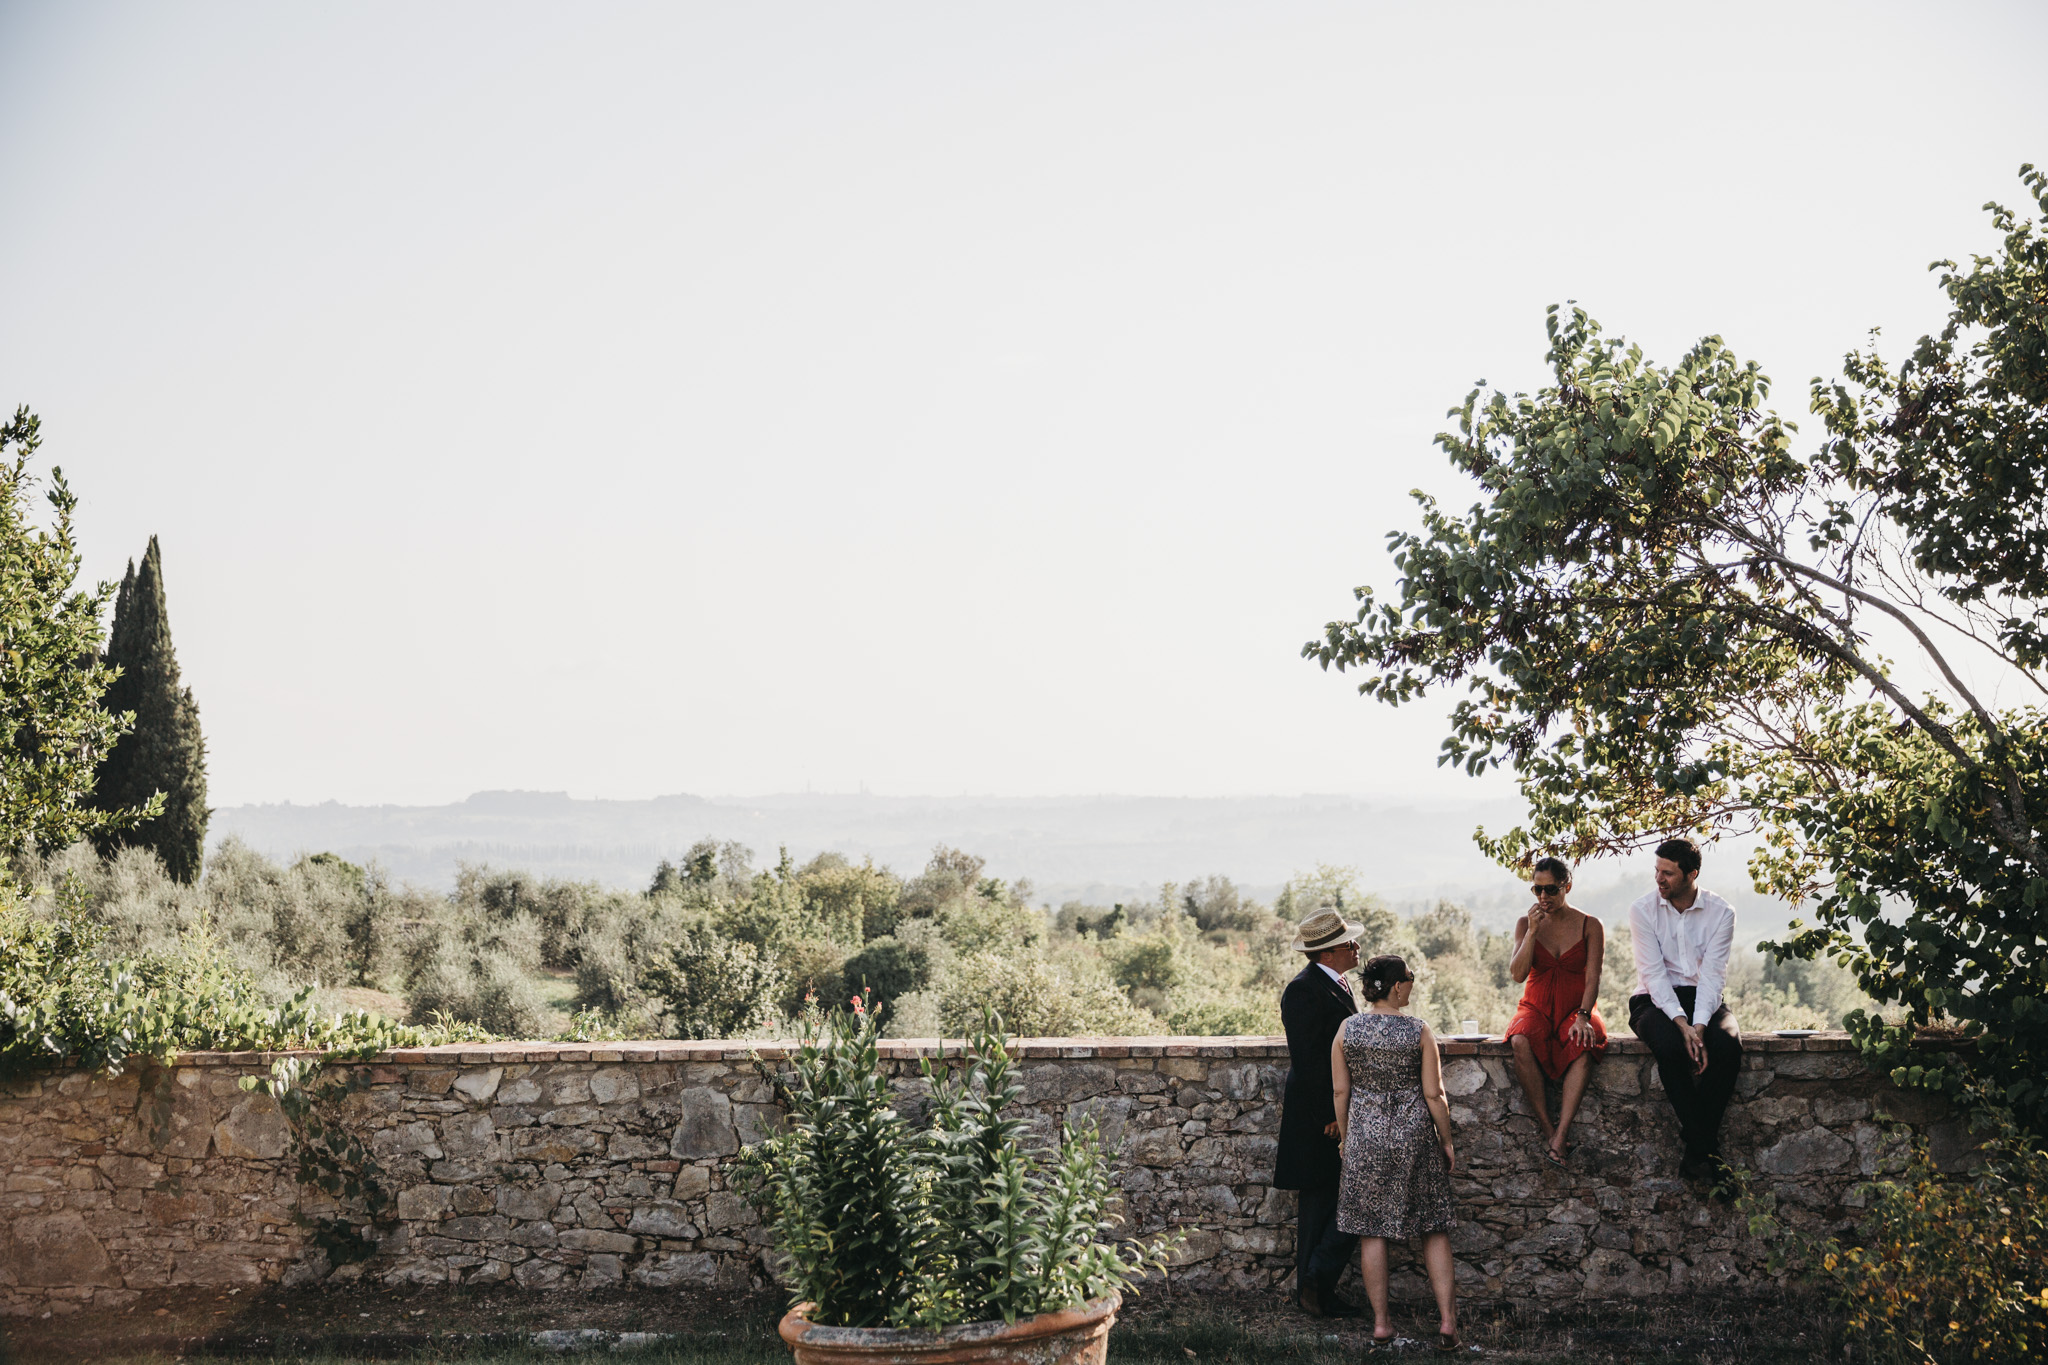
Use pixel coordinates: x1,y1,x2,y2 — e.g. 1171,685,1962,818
1306,167,2048,1127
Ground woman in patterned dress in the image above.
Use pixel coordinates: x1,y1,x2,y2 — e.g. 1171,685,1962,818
1502,856,1607,1167
1330,955,1460,1352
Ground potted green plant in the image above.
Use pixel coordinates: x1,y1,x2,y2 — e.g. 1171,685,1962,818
742,998,1176,1365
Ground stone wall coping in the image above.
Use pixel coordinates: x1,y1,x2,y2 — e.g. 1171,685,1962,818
161,1030,1867,1067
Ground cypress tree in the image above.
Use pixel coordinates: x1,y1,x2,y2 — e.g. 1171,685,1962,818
92,536,209,881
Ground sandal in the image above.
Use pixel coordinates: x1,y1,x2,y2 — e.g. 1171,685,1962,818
1435,1331,1463,1353
1542,1144,1568,1169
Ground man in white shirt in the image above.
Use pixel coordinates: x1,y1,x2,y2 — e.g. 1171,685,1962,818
1627,836,1743,1191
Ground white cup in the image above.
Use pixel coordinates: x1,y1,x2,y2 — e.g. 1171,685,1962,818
1460,1020,1480,1036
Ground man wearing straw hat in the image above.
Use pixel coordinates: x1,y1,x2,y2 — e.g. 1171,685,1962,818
1273,905,1365,1317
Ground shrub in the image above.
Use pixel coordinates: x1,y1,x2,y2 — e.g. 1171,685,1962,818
840,936,931,1017
1182,875,1265,939
567,887,704,1022
1743,1101,2048,1364
0,892,421,1077
17,840,439,1001
451,865,626,971
939,952,1159,1037
1167,1000,1270,1036
641,932,785,1039
739,1004,1175,1330
407,945,552,1038
797,855,901,943
774,939,847,1021
1112,936,1181,998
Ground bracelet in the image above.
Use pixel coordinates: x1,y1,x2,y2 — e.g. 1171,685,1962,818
1574,1008,1592,1018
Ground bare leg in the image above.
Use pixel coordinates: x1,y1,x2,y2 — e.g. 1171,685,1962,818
1358,1237,1392,1340
1551,1052,1593,1157
1508,1034,1555,1144
1422,1232,1458,1337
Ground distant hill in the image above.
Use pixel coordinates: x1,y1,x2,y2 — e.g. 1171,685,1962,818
210,790,1791,939
212,790,1531,911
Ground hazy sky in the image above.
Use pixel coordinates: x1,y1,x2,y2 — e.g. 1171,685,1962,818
2,2,2044,808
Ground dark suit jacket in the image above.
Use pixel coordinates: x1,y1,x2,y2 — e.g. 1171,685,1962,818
1272,962,1357,1191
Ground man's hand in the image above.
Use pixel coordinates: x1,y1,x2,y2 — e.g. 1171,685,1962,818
1323,1120,1342,1139
1675,1017,1707,1074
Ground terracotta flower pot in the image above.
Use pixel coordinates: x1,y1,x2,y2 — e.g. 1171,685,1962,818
778,1294,1121,1365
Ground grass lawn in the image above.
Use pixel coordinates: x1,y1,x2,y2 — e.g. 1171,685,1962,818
1,1287,1848,1364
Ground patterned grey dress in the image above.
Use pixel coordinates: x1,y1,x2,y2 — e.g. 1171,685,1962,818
1334,1011,1456,1239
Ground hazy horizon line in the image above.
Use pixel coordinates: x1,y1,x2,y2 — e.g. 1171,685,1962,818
216,787,1527,810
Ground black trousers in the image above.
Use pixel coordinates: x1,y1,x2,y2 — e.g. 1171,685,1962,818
1630,987,1742,1163
1295,1184,1357,1298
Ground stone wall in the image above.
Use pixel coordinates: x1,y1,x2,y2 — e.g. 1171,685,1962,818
0,1033,1961,1317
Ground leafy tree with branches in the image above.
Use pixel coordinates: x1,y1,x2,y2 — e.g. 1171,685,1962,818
1306,166,2048,1129
0,408,156,869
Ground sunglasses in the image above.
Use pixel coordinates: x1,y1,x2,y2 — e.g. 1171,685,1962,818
1530,883,1564,896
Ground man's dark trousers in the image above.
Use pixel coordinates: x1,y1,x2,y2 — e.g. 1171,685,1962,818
1629,985,1742,1165
1295,1184,1355,1304
1274,963,1358,1305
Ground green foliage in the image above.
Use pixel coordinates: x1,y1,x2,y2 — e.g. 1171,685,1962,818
0,408,154,868
917,1012,1175,1325
937,950,1159,1038
1305,167,2048,1129
642,931,786,1040
0,889,426,1078
1741,1100,2048,1364
798,853,901,943
1274,866,1398,954
17,837,444,1004
403,872,554,1037
240,1057,394,1266
739,998,930,1328
1165,1000,1269,1035
1181,875,1263,939
1111,935,1181,997
739,1003,1176,1331
840,936,931,1016
91,536,208,883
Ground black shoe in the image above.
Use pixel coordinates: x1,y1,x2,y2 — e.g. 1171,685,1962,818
1297,1285,1327,1317
1319,1293,1363,1318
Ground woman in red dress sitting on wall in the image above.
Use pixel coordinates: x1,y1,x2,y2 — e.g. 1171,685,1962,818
1503,856,1607,1167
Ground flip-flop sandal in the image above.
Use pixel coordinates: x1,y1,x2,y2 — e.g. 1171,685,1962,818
1542,1145,1568,1169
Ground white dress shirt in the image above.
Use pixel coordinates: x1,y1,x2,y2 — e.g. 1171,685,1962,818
1317,962,1352,996
1628,887,1735,1027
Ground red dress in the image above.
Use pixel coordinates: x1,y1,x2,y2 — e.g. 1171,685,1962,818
1503,916,1608,1080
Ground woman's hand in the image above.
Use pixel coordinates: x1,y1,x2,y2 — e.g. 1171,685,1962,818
1441,1141,1457,1173
1567,1014,1594,1047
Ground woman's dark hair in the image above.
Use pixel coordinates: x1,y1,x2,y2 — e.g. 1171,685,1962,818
1532,856,1571,885
1654,836,1702,876
1359,955,1412,1003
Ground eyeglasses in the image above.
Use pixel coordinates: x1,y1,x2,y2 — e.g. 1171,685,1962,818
1530,883,1564,896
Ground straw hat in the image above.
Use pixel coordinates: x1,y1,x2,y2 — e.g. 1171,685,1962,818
1290,908,1364,954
